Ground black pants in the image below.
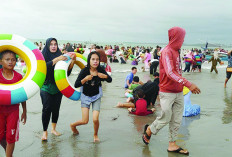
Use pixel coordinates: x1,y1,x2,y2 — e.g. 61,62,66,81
184,63,191,72
40,90,63,131
150,61,159,74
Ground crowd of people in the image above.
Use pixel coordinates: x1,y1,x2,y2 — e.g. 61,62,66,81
1,26,232,156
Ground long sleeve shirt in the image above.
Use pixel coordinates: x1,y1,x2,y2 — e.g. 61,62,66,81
74,67,112,96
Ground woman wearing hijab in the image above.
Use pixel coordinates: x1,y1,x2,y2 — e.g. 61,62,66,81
40,38,76,141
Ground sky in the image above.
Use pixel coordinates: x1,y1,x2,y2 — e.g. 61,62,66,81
0,0,231,45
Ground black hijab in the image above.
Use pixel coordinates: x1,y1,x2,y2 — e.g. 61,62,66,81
42,38,62,62
42,38,62,83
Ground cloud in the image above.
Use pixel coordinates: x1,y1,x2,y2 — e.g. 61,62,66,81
0,0,231,45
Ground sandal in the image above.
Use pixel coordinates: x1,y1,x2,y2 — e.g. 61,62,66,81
167,147,189,156
142,124,151,145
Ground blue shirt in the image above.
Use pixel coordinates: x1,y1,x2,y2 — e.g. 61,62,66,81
228,55,232,67
125,72,134,88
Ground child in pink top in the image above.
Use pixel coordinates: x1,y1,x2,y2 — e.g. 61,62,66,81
144,49,151,70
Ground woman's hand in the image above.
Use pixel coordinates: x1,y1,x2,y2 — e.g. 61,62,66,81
57,55,67,61
53,55,68,65
85,75,93,81
70,53,76,61
98,73,107,79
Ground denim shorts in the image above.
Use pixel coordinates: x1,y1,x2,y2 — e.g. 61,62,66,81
81,98,101,111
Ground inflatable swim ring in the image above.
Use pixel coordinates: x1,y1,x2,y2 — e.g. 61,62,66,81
74,48,85,54
128,55,136,61
125,92,133,98
22,66,27,74
0,34,46,105
183,86,200,117
54,52,87,101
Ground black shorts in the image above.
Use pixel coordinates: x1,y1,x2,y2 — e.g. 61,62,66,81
226,71,232,79
196,65,201,69
192,65,197,69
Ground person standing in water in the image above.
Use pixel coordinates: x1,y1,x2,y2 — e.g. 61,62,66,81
183,51,193,72
143,49,151,71
70,51,112,142
95,45,108,69
224,50,232,88
40,38,76,141
193,50,202,72
209,50,221,74
142,27,201,155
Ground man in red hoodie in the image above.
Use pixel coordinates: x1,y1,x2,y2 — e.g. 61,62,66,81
142,27,200,155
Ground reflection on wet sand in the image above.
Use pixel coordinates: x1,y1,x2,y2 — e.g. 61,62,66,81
222,89,232,124
178,115,201,141
142,146,152,157
41,140,60,157
67,135,101,157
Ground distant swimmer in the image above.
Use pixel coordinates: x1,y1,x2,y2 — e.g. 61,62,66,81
208,50,222,74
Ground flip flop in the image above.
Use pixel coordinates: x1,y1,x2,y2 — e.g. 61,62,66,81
167,147,189,156
142,124,151,145
41,138,47,142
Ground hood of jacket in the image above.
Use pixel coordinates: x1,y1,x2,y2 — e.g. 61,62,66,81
168,27,186,51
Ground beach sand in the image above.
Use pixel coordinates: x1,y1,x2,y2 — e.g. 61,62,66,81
1,61,232,157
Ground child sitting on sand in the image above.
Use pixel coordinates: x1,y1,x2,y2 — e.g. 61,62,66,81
128,89,155,116
125,76,140,101
0,50,27,157
117,72,159,108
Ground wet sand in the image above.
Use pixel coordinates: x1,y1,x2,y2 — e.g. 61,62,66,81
1,62,232,157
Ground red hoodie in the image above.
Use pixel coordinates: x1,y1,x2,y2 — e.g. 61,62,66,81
159,27,192,93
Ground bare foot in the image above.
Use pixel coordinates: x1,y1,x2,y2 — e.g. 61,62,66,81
70,124,79,135
51,130,61,136
116,102,123,108
41,131,48,141
128,107,132,112
94,135,100,142
151,108,156,112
